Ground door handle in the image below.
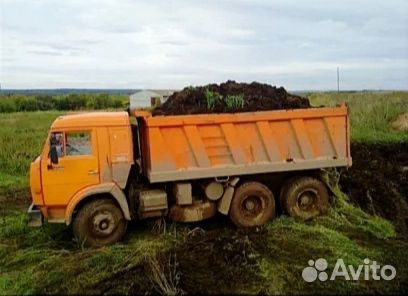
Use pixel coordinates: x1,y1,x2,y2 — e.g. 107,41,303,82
88,169,99,175
48,164,64,170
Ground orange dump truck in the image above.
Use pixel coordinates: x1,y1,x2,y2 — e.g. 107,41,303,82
28,104,351,246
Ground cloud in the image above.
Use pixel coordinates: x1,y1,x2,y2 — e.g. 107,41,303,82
0,0,407,89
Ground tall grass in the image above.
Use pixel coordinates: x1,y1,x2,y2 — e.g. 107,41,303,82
0,112,62,191
308,91,407,143
146,254,182,296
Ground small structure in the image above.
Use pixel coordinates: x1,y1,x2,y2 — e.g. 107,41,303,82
129,89,176,111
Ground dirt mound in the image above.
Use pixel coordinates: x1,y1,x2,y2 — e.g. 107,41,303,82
340,142,408,237
152,80,311,116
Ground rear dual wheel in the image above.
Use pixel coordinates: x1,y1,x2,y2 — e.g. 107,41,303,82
280,176,329,220
229,182,276,228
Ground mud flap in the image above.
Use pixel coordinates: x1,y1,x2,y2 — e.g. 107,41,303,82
27,203,43,227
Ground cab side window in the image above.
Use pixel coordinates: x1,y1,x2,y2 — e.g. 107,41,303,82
50,132,65,157
66,131,92,156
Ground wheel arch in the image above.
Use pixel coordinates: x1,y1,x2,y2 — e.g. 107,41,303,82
65,182,131,225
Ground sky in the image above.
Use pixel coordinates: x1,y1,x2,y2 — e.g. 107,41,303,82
0,0,407,90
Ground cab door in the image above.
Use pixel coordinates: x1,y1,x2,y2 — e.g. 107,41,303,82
41,129,100,206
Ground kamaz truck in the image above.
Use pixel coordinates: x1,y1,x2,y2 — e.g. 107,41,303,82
28,105,351,246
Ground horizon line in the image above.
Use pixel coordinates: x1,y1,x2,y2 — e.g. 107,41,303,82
1,88,407,92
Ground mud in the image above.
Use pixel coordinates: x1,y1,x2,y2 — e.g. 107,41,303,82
152,80,310,116
340,142,408,237
165,143,408,293
0,188,31,211
167,224,267,294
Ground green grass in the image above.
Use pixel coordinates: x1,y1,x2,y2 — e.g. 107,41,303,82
0,210,179,295
308,91,408,143
0,186,405,295
0,169,404,295
225,94,245,109
0,111,62,191
0,92,407,294
205,88,222,109
246,182,402,295
205,89,245,110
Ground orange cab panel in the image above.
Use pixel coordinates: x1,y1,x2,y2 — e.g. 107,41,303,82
40,129,100,206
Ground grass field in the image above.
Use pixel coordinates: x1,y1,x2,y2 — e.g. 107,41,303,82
0,111,63,192
309,91,407,143
0,91,407,295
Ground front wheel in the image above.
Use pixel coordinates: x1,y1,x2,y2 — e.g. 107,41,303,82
280,176,329,221
73,198,127,247
229,182,276,228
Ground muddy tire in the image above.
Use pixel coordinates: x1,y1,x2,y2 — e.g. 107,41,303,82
73,198,127,247
229,182,275,228
280,176,329,220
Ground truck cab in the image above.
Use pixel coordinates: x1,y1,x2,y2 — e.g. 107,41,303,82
29,112,134,245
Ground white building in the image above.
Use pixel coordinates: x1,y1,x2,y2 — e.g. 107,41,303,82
129,89,176,111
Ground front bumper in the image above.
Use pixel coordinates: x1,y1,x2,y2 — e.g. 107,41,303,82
27,203,43,227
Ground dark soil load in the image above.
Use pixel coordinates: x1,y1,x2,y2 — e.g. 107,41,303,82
340,142,408,237
152,80,311,116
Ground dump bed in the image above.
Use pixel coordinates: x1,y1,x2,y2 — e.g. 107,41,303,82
134,105,351,183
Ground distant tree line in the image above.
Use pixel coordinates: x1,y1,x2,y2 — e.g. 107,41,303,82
1,89,138,96
0,93,128,112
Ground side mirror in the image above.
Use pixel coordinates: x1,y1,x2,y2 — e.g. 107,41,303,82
50,145,59,164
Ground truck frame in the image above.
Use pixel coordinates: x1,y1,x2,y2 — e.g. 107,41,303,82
28,104,351,247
